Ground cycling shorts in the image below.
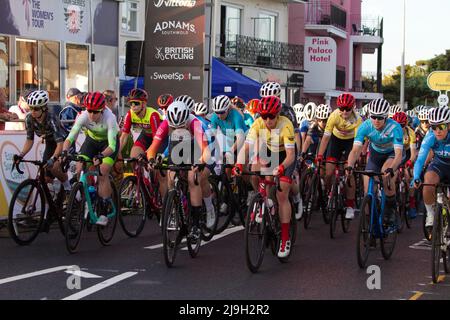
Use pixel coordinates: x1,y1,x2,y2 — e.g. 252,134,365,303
426,159,450,183
366,146,395,173
326,134,353,161
79,135,119,166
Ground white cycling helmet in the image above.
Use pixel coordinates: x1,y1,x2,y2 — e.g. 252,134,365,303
388,104,403,118
406,110,415,117
212,95,231,113
175,95,195,112
368,98,390,117
296,111,304,125
166,101,190,128
316,104,332,120
428,106,450,125
303,102,316,121
418,108,429,121
27,90,49,108
414,105,426,114
193,102,208,116
359,104,369,118
292,103,304,116
260,82,282,98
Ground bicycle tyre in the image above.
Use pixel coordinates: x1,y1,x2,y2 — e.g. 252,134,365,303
97,179,119,246
8,179,45,246
329,182,339,239
341,194,351,233
236,177,248,226
356,196,373,269
245,193,267,273
431,205,443,283
201,180,219,242
118,175,147,238
54,188,66,236
396,182,406,233
64,182,86,254
303,173,314,229
162,190,182,268
212,177,233,234
443,208,450,274
380,208,399,261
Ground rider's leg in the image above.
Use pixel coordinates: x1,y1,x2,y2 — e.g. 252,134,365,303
381,158,397,223
277,177,293,258
405,169,417,218
423,170,440,226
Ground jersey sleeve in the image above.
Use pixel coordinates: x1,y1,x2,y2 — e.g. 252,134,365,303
150,112,162,138
25,114,34,141
393,125,404,150
246,120,260,145
324,112,336,136
121,111,132,134
147,120,168,159
283,121,296,149
353,121,368,146
414,132,434,180
66,112,86,144
107,115,119,152
409,128,416,149
49,115,65,143
233,109,246,134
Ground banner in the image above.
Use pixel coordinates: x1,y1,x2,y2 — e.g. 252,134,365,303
145,0,205,106
303,37,337,91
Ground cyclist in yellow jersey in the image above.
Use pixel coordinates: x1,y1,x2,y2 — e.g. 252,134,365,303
393,111,417,218
119,88,162,160
234,96,296,259
316,93,362,219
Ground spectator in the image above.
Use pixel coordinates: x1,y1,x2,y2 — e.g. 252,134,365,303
0,89,18,130
103,90,119,119
5,88,32,130
59,87,83,135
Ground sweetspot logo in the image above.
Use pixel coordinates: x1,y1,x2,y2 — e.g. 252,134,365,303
153,0,196,8
154,21,196,35
151,72,201,81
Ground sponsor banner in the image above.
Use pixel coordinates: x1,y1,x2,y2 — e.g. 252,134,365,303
0,0,117,46
146,66,203,106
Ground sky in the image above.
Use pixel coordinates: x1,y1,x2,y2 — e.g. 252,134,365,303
361,0,450,75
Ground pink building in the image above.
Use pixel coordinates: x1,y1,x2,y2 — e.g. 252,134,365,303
289,0,384,107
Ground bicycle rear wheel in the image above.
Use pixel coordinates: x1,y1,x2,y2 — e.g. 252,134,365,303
380,208,399,260
357,196,373,269
8,179,45,245
431,205,443,283
212,177,233,234
118,176,147,237
201,180,219,242
162,190,182,268
97,179,119,246
303,173,314,229
329,183,339,239
245,193,267,273
65,182,86,254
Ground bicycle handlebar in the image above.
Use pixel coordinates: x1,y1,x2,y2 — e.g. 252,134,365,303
61,154,103,176
12,159,45,175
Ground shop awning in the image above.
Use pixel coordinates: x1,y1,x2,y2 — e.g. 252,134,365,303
212,58,261,102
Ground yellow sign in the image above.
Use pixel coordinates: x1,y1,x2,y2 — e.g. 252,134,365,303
427,71,450,92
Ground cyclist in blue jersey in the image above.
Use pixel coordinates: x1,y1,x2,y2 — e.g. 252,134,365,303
231,96,254,130
346,98,404,224
210,95,246,165
301,104,331,157
413,107,450,227
300,102,316,144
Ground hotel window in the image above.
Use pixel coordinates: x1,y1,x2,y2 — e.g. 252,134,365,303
66,44,89,93
16,39,60,102
256,12,277,41
0,36,9,101
121,1,138,33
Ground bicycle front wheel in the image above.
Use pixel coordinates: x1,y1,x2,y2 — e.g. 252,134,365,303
65,182,86,254
356,196,373,269
431,205,443,283
380,208,399,261
329,183,339,239
97,179,119,246
245,193,267,273
8,179,45,245
162,190,182,268
118,176,147,238
303,173,314,229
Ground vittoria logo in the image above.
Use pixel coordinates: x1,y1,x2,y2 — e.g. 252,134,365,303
154,21,196,35
153,0,196,8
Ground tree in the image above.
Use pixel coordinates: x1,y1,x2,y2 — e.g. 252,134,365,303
382,50,449,108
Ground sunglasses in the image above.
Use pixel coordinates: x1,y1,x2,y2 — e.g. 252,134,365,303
431,124,448,131
215,110,227,115
420,120,429,124
339,107,352,112
129,101,143,107
261,114,277,120
87,110,102,114
370,115,386,121
29,106,42,111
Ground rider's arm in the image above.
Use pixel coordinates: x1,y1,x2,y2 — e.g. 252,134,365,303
231,110,247,154
348,122,367,168
52,142,64,159
22,115,34,156
66,112,86,147
20,139,34,157
192,119,210,164
390,125,405,171
301,135,313,154
150,112,162,139
119,112,132,156
102,117,120,158
413,133,434,181
409,128,417,162
146,120,168,160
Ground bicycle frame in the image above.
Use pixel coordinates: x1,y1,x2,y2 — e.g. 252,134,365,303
366,176,387,239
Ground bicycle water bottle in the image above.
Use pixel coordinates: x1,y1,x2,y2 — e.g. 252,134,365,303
267,198,275,216
88,186,96,203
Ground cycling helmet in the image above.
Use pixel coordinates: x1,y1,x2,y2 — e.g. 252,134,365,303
259,96,282,115
166,101,190,128
84,92,106,111
414,105,426,113
260,82,282,98
193,102,208,116
368,98,390,117
246,99,260,114
393,111,408,126
337,93,355,108
296,112,304,125
27,90,49,108
157,94,174,110
175,95,195,111
129,88,148,102
388,104,403,118
292,103,304,116
428,106,450,125
418,108,429,121
303,102,317,121
316,104,332,120
406,110,416,117
231,96,246,110
212,95,231,113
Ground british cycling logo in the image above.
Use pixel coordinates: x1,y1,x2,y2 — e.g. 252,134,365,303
154,0,196,8
154,47,195,61
154,21,196,35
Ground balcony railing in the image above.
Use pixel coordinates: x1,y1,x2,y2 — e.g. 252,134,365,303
305,0,347,31
351,15,382,37
336,65,346,90
222,34,304,71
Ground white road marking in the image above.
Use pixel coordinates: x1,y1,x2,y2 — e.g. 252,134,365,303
64,270,102,279
181,226,244,251
0,266,75,285
61,272,138,300
409,239,432,251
